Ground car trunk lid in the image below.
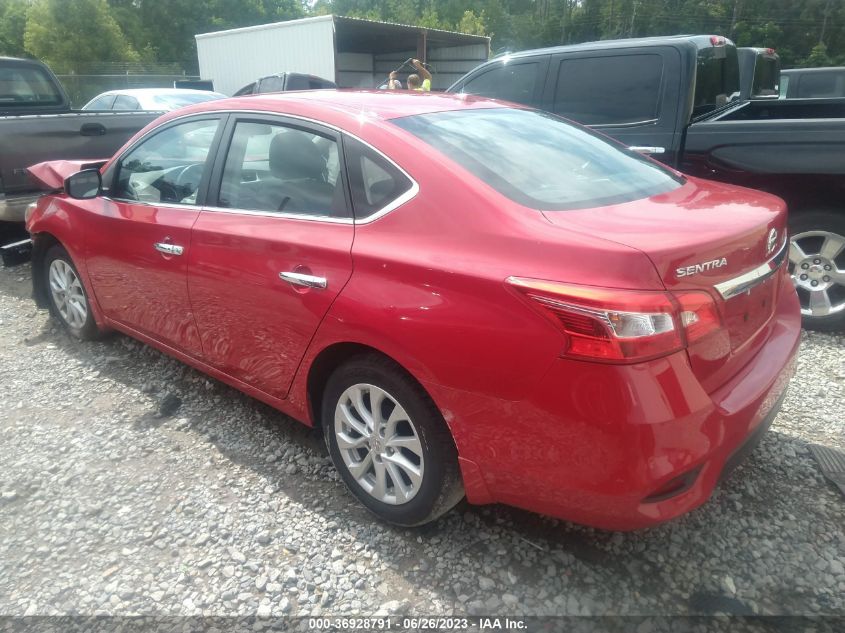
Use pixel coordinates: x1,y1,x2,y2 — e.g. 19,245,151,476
541,177,789,391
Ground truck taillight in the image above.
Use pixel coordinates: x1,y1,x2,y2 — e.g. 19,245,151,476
710,35,726,46
506,278,724,364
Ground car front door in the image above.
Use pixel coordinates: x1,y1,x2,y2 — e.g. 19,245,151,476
187,115,354,400
85,115,225,356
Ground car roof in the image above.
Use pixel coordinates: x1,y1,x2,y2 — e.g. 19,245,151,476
165,90,508,127
486,34,728,63
781,67,845,75
99,88,225,97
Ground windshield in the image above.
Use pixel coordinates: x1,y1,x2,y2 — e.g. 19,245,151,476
153,92,224,109
392,108,683,211
0,65,63,107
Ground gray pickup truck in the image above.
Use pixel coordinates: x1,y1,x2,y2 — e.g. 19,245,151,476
449,36,845,331
0,56,161,224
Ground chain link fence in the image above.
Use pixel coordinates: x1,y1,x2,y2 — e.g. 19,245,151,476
54,63,202,108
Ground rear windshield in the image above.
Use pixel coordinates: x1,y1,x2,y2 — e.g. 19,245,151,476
0,64,63,107
693,44,740,117
752,56,780,98
392,108,683,211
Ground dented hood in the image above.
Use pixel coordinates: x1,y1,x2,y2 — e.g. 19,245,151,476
27,159,108,191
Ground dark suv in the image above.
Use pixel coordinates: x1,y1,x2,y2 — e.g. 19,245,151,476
233,73,336,96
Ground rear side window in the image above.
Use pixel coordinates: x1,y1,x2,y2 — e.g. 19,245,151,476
459,61,540,106
258,76,284,93
797,72,845,98
85,95,116,110
113,95,139,110
0,65,63,107
393,108,682,211
553,54,663,125
218,121,345,217
343,136,414,219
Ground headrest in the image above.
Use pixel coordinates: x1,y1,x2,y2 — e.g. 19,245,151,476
269,132,326,180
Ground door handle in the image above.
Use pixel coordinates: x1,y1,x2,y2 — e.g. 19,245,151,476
279,271,327,289
154,242,184,256
80,122,107,136
628,146,666,155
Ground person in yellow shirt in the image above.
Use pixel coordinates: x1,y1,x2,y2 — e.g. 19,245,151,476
388,59,431,92
406,59,432,91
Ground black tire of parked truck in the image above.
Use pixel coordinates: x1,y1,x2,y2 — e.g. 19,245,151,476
788,211,845,332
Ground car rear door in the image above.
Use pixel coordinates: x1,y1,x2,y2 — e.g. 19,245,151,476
540,46,684,164
85,114,226,356
187,114,354,400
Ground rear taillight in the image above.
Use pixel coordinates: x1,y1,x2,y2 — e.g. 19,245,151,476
507,277,724,364
675,291,721,343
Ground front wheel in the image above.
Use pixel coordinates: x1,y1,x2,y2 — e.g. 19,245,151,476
322,355,464,526
44,245,101,340
788,211,845,332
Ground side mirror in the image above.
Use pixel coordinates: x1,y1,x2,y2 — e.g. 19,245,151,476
65,168,102,200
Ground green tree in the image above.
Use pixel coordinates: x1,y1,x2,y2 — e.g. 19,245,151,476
804,42,832,67
24,0,140,72
0,0,28,57
458,10,486,36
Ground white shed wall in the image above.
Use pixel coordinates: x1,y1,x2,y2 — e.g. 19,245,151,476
335,52,374,88
196,16,336,96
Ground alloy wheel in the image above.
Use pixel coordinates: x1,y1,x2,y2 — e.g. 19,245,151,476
789,230,845,318
49,258,88,329
334,383,424,505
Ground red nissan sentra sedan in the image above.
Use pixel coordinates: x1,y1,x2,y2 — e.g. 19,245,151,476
25,91,801,530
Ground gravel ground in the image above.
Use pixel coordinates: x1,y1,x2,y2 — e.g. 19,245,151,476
0,258,843,620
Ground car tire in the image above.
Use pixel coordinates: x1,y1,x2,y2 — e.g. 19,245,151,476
788,211,845,332
322,354,464,526
44,244,101,340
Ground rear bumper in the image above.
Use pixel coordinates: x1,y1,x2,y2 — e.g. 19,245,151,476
438,282,802,531
0,192,41,223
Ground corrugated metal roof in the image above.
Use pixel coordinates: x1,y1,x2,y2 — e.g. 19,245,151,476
196,14,489,45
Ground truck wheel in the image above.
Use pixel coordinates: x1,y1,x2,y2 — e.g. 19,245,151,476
322,354,464,526
788,211,845,331
44,244,101,340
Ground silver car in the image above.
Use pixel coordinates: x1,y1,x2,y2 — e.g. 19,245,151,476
81,88,227,112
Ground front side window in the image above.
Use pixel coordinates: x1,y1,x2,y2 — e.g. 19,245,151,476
0,65,63,107
112,119,220,205
218,121,345,217
343,137,413,219
554,54,663,125
460,61,540,106
393,108,683,211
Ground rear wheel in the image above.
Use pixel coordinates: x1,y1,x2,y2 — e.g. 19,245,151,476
322,354,464,526
788,211,845,332
44,245,100,340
